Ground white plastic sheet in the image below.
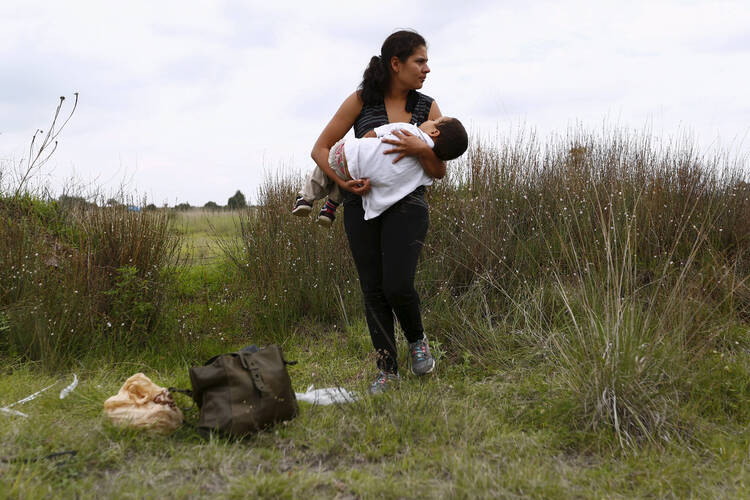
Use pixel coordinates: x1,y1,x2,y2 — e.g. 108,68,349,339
0,407,28,417
1,374,79,418
6,382,57,407
59,374,78,399
295,385,358,405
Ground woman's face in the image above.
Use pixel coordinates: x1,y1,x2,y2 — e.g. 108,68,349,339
392,45,430,90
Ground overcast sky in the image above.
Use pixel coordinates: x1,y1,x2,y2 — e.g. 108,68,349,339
1,0,748,206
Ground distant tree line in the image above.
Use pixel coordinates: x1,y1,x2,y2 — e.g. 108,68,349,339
173,190,249,211
57,189,250,211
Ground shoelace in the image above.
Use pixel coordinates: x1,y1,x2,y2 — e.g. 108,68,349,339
372,373,390,388
412,342,427,362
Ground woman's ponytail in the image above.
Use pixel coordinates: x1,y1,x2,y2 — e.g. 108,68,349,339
358,30,427,106
359,55,388,106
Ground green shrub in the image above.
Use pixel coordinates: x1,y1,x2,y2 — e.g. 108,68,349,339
0,198,180,367
104,265,158,341
227,172,359,339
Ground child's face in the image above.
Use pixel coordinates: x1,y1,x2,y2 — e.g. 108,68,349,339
418,116,450,137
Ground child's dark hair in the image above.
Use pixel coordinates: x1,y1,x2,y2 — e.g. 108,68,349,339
359,30,427,106
433,118,468,161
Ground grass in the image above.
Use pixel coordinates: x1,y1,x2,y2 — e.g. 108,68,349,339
0,197,180,368
171,209,244,266
2,124,750,497
2,332,748,499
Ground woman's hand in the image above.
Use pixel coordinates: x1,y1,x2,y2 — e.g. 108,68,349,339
381,129,431,164
381,128,446,178
341,178,371,195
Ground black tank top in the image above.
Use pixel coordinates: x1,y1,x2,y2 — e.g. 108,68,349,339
353,90,434,138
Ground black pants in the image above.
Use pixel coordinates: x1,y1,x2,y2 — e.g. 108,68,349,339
343,187,429,374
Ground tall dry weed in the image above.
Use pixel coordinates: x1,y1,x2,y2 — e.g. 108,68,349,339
0,197,180,367
228,170,359,337
226,126,748,444
425,126,750,445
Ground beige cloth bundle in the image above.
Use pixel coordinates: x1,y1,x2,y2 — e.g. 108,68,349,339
103,373,183,434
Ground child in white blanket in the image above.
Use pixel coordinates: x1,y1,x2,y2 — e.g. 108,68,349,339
292,117,467,225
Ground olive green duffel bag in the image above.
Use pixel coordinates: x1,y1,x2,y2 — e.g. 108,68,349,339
179,344,298,437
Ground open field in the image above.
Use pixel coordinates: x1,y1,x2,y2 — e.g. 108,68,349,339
2,128,749,498
171,209,246,266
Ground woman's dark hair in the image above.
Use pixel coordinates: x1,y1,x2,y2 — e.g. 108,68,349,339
358,30,427,106
433,118,469,161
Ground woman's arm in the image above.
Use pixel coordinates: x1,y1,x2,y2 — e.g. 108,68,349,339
381,100,446,179
311,92,371,195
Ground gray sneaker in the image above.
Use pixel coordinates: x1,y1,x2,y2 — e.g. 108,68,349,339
409,336,435,375
368,371,399,395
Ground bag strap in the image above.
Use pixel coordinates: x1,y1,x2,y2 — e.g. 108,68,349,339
168,387,197,415
168,387,193,399
239,354,269,393
202,354,223,366
275,345,297,366
1,450,77,465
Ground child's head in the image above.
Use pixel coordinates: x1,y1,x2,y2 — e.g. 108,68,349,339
418,117,468,161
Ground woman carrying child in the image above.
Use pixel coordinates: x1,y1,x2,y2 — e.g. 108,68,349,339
310,30,445,394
